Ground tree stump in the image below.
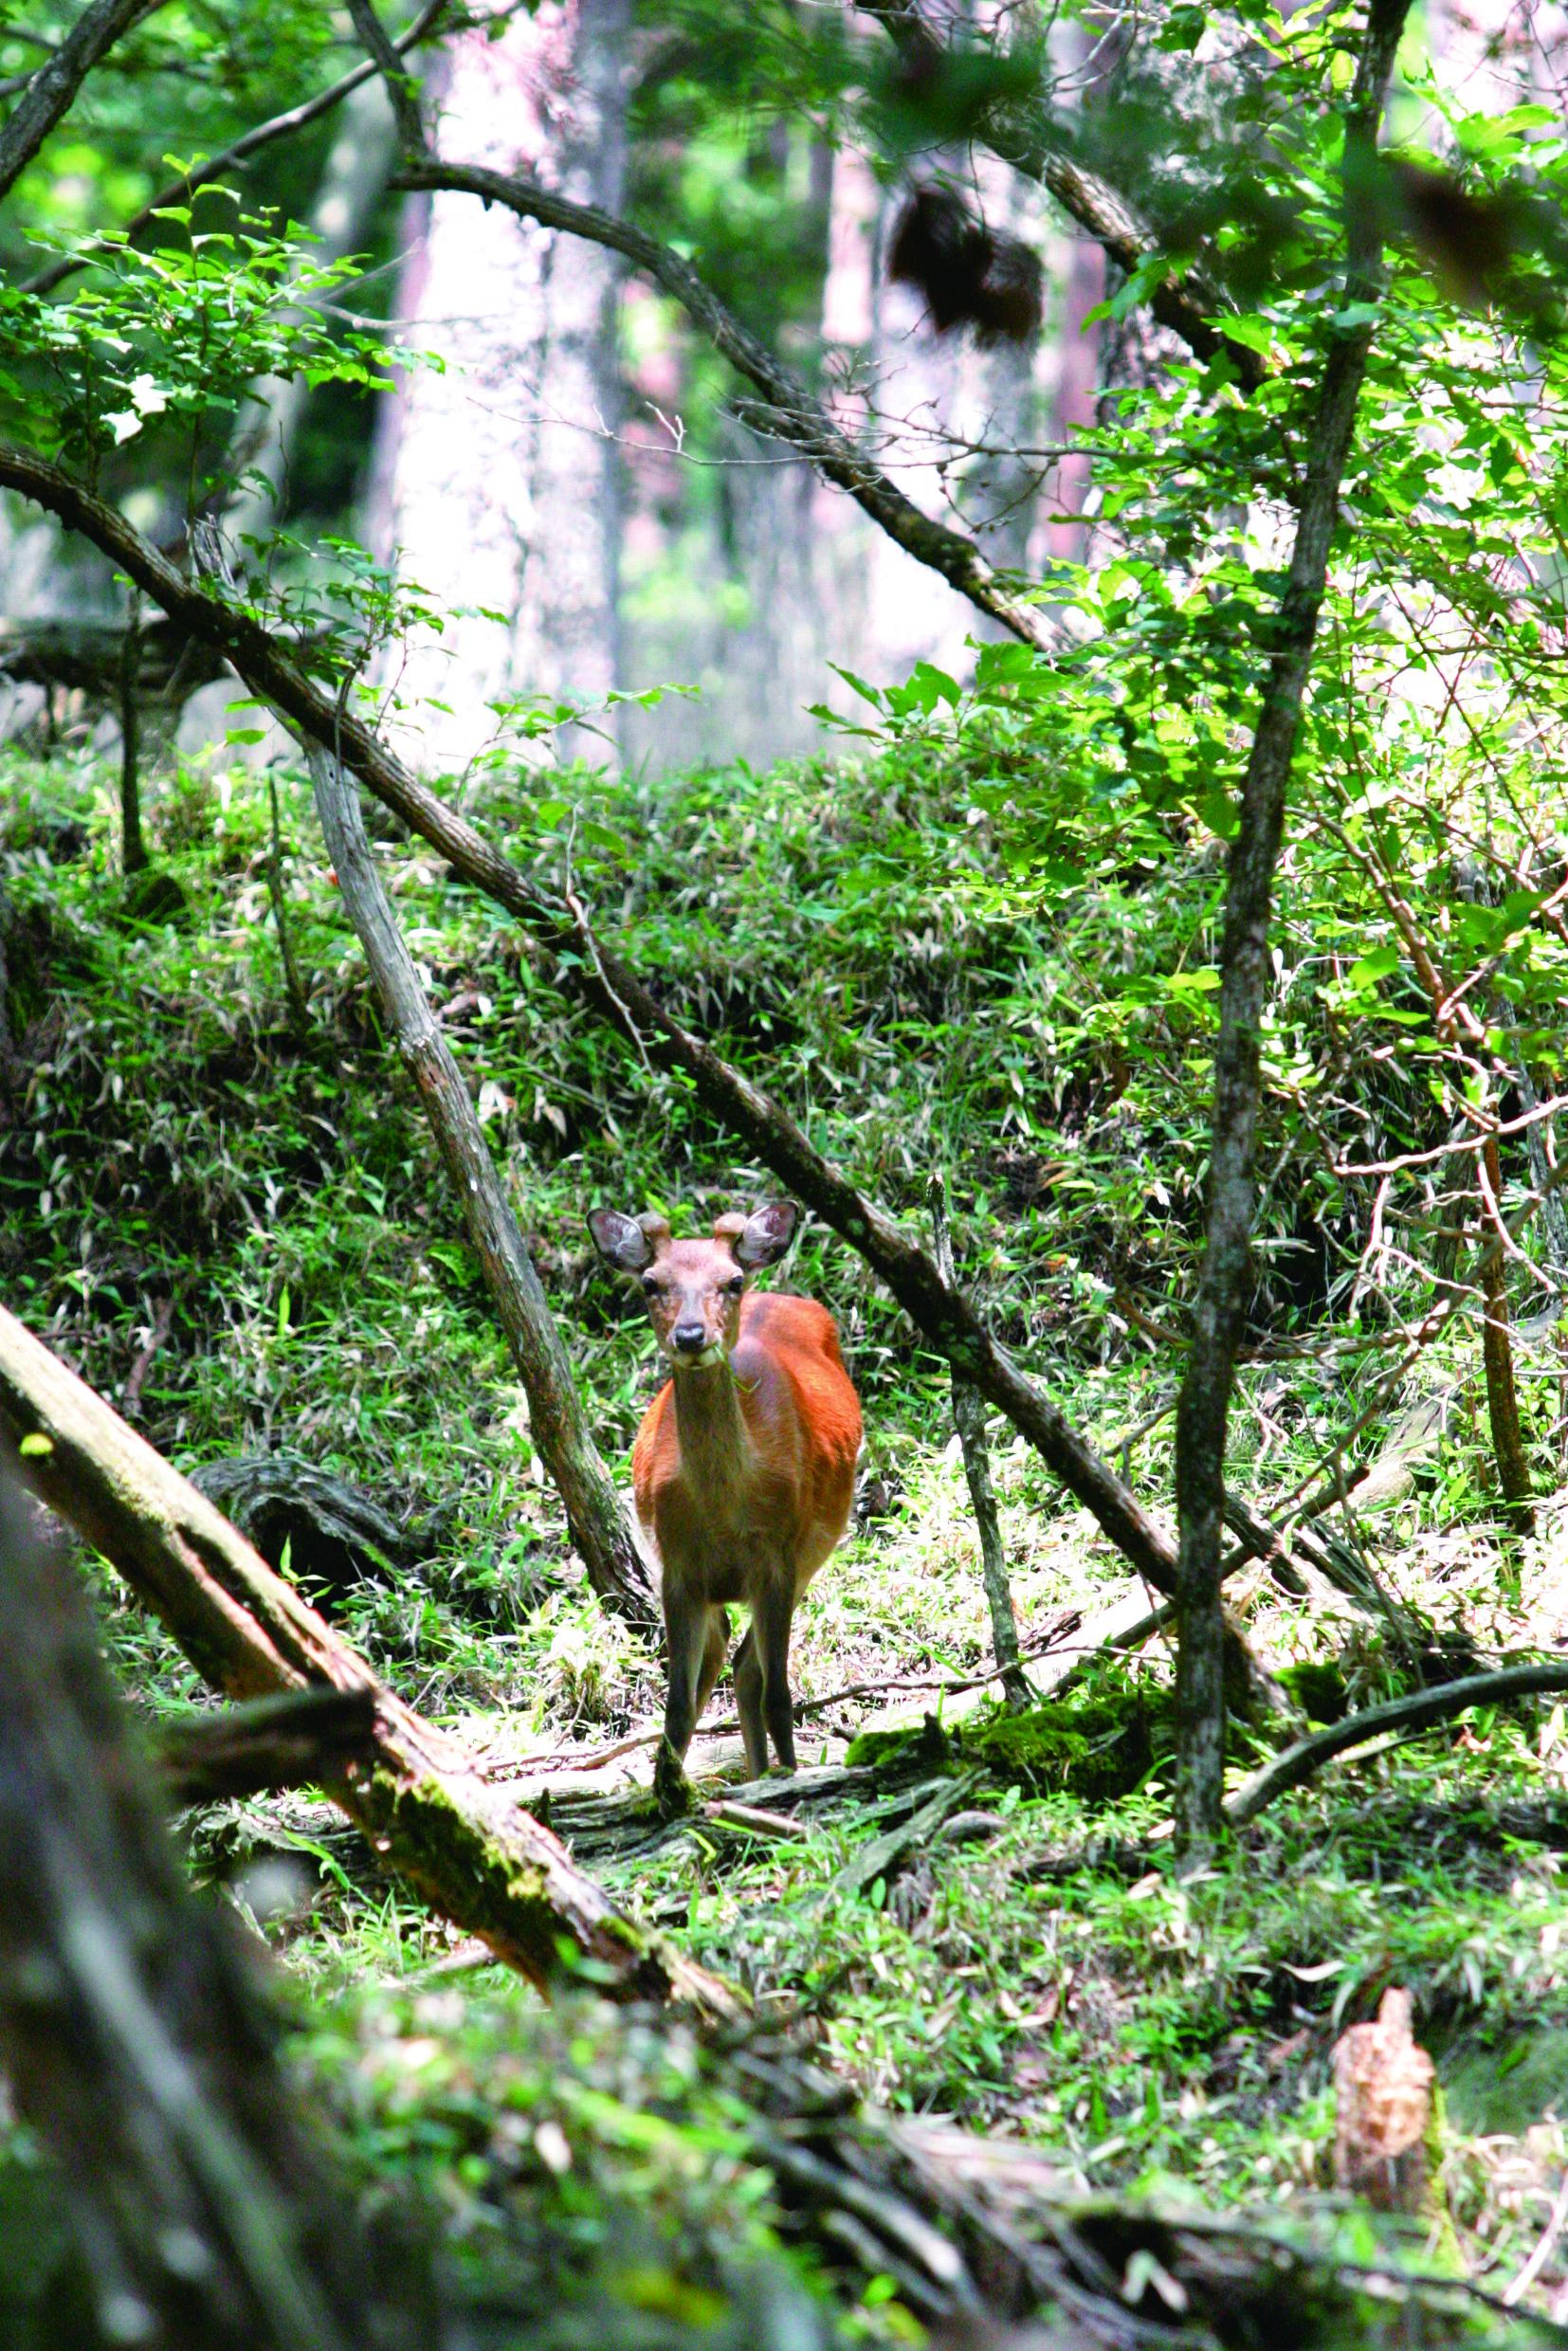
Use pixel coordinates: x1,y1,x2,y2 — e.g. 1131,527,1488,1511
1332,1986,1436,2214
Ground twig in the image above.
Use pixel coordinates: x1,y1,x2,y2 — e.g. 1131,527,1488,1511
122,1295,172,1416
496,1600,1174,1780
391,157,1052,652
1502,2166,1568,2307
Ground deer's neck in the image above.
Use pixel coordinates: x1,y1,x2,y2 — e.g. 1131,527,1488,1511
670,1358,752,1484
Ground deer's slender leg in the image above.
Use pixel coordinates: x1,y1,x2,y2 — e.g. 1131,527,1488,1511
731,1626,768,1777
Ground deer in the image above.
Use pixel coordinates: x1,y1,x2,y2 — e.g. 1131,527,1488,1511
588,1200,862,1811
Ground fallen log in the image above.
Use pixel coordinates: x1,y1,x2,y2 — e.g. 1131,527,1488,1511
0,1448,371,2351
154,1686,378,1806
0,1301,737,2018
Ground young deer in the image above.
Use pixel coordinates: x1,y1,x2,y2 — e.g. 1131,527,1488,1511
588,1201,861,1802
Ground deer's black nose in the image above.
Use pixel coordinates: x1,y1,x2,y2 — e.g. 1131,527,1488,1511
673,1321,708,1355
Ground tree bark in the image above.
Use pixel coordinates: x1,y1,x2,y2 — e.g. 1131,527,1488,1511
308,741,656,1630
0,1447,368,2350
0,1301,737,2019
1171,0,1412,1856
1480,1134,1534,1534
0,0,167,205
155,1686,378,1806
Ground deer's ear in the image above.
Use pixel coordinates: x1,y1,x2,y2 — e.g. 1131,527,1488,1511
588,1209,653,1272
734,1200,800,1270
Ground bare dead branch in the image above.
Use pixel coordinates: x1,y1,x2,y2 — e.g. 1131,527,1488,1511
390,156,1052,651
155,1686,378,1805
856,0,1268,392
308,740,657,1631
1226,1661,1568,1829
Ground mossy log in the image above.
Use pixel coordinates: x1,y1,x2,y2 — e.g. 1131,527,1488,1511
0,1449,370,2350
0,1301,737,2019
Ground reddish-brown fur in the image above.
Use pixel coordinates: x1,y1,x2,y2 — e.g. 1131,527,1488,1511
588,1203,862,1786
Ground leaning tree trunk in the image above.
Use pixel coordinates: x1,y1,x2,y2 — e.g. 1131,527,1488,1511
308,741,656,1631
371,0,629,768
1171,0,1412,1854
0,1447,369,2351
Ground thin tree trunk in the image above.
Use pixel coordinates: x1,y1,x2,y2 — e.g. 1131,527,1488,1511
0,1447,368,2350
0,1301,737,2019
1480,1134,1534,1534
1171,0,1412,1856
308,742,656,1629
930,1176,1030,1707
118,595,146,874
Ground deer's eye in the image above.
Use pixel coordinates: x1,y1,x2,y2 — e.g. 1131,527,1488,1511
724,1276,745,1297
641,1275,663,1297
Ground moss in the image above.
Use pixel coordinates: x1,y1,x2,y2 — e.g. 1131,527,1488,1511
844,1715,952,1773
1278,1660,1350,1725
959,1696,1159,1801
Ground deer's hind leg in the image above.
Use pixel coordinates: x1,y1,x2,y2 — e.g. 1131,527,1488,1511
731,1626,767,1779
752,1576,798,1773
694,1607,730,1727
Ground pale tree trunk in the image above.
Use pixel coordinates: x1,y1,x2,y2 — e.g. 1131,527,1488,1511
820,40,1051,687
373,0,628,769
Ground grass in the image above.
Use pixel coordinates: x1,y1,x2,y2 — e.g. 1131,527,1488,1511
5,741,1568,2336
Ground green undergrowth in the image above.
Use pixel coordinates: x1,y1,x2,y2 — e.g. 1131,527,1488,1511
6,748,1568,2330
230,1701,1568,2334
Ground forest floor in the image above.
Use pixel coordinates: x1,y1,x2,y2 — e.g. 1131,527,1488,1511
5,748,1568,2343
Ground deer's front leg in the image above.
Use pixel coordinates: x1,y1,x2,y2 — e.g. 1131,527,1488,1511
655,1578,708,1818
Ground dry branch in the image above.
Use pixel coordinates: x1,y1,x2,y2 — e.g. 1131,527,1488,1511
309,741,657,1631
1226,1661,1568,1829
155,1686,378,1806
0,1300,737,2018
